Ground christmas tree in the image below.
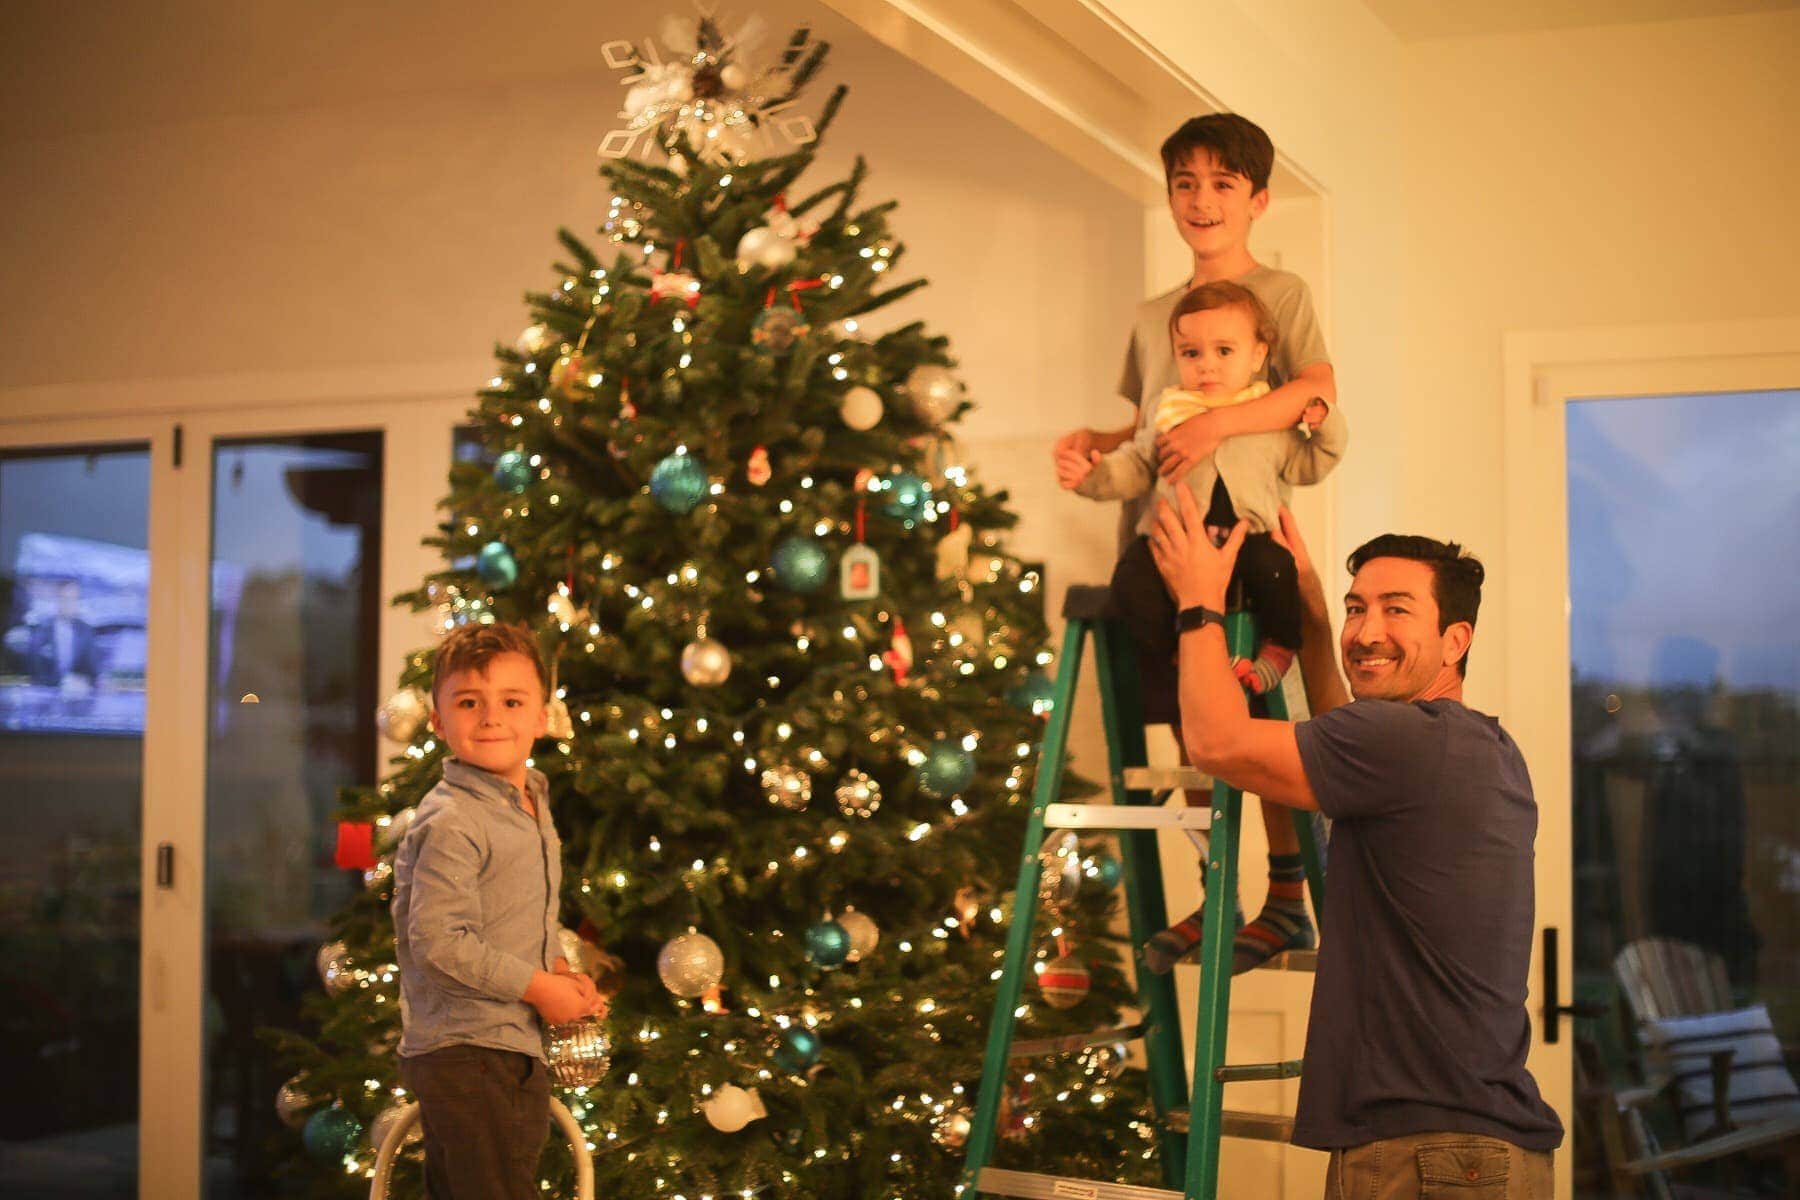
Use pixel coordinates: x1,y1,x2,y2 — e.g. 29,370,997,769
272,17,1161,1197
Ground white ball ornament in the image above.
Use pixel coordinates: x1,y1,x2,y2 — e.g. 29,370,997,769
702,1083,767,1132
275,1076,314,1129
514,322,553,358
375,689,428,743
657,929,725,998
680,637,733,686
736,225,796,271
839,386,884,431
906,364,963,425
719,63,749,91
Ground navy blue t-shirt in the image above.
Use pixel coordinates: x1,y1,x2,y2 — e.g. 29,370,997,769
1291,699,1564,1150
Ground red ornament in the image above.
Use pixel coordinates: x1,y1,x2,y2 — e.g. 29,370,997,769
747,446,771,486
333,822,377,871
883,616,914,685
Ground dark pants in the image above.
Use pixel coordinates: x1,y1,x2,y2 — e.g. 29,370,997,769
1110,531,1302,724
400,1045,550,1200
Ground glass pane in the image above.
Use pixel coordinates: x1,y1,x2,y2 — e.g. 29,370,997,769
1567,389,1800,1197
0,445,150,1198
204,433,382,1196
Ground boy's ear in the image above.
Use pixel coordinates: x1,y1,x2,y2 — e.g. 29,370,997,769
1250,188,1270,219
1252,342,1270,375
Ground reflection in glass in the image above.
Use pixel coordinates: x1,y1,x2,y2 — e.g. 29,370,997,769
1567,390,1800,1197
0,445,149,1198
204,434,381,1196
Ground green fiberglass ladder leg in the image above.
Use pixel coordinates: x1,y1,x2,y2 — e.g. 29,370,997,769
959,585,1325,1200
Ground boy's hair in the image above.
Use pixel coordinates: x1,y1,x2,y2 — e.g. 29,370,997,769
1168,281,1279,354
1160,112,1275,194
1346,535,1486,678
432,621,549,700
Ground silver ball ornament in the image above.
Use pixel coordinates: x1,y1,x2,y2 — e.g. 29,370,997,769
761,765,812,811
375,689,428,742
514,322,553,357
657,929,725,998
543,1017,612,1087
376,806,416,851
368,1102,421,1151
736,225,796,271
834,770,881,819
1038,830,1083,909
933,1108,973,1148
719,63,749,91
839,386,884,431
905,364,963,425
274,1076,313,1129
680,637,732,686
837,907,880,962
316,941,355,995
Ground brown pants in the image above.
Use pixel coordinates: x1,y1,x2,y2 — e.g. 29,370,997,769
1324,1132,1554,1199
400,1045,550,1200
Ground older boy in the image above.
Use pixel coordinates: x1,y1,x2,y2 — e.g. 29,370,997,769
392,622,604,1199
1055,112,1338,972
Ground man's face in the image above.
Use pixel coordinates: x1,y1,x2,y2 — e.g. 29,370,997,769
429,652,547,780
1166,150,1268,261
1340,558,1469,701
1173,305,1268,398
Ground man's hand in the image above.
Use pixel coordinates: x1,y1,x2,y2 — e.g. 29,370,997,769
1054,447,1100,490
1148,484,1245,611
1155,410,1224,480
524,969,605,1025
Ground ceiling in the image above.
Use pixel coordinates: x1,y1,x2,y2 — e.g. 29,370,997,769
1361,0,1798,40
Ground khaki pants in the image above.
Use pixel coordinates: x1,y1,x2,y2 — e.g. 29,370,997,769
1324,1132,1554,1200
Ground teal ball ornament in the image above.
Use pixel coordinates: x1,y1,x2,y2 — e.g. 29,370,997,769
492,450,532,493
772,536,829,593
915,738,975,799
650,451,709,514
774,1026,822,1073
804,919,851,967
1007,669,1057,716
302,1107,363,1160
878,470,931,522
1093,852,1123,890
475,541,518,590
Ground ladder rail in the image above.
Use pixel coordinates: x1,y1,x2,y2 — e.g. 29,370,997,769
960,617,1090,1189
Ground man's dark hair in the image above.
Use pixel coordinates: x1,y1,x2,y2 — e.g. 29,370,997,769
1159,113,1275,193
1346,535,1485,677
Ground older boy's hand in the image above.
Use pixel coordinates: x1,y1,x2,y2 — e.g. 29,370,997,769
1054,447,1100,490
1149,485,1244,611
1156,411,1224,480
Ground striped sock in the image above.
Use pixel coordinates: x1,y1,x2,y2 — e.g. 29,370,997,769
1233,853,1314,973
1143,896,1244,975
1247,642,1296,695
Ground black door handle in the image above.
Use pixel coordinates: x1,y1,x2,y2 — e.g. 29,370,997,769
1541,926,1605,1044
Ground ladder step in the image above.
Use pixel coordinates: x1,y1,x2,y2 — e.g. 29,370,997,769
1164,1108,1296,1143
1121,766,1211,792
1044,803,1211,832
974,1167,1184,1200
1172,947,1317,974
1214,1058,1303,1083
1010,1023,1144,1059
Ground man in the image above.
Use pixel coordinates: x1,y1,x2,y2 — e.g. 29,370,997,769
1148,487,1563,1199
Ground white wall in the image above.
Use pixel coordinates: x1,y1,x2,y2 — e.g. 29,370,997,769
1399,6,1800,713
0,0,1142,613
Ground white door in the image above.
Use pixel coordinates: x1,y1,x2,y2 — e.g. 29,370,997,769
1504,321,1800,1199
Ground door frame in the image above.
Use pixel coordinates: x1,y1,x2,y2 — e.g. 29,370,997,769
0,394,464,1197
1501,314,1800,1196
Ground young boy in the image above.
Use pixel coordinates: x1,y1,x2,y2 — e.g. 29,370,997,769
392,622,604,1198
1053,112,1339,974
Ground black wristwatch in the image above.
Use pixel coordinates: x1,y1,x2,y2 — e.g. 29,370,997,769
1175,604,1227,635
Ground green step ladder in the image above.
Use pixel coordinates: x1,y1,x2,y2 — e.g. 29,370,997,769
959,584,1326,1199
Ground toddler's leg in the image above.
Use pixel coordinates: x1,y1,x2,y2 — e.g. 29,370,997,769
1144,739,1243,975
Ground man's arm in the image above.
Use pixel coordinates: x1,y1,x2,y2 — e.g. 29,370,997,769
1149,489,1317,810
1270,506,1350,717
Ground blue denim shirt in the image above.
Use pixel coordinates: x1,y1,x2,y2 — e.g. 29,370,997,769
393,759,561,1060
